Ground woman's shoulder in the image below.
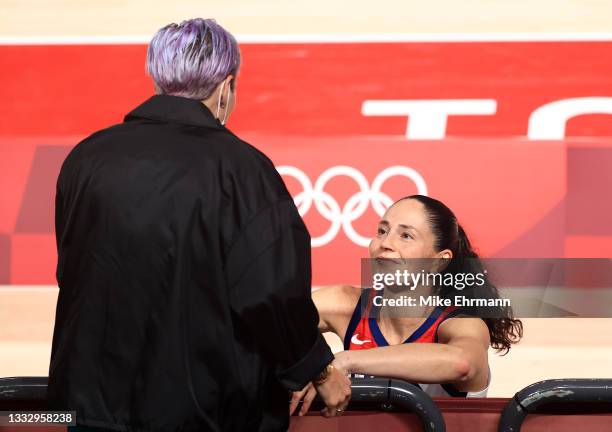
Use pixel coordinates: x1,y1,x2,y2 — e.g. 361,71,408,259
436,312,491,345
313,285,363,336
313,285,362,315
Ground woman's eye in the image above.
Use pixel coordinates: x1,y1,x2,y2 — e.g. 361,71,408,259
377,228,387,235
401,232,413,240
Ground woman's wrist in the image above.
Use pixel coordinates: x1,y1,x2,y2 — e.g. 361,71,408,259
333,350,353,374
314,363,334,385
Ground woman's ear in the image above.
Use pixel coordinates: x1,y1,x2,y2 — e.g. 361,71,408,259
431,249,453,273
224,75,235,92
437,249,453,260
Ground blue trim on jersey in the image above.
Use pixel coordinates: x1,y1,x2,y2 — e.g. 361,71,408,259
368,305,446,346
343,289,372,350
368,316,389,347
405,306,445,342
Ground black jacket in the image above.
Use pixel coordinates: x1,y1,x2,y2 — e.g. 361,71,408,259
49,95,333,431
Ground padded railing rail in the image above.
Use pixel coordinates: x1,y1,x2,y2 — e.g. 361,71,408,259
310,377,446,432
0,376,49,410
498,378,612,432
1,376,446,431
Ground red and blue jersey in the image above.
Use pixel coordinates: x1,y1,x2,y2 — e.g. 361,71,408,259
343,289,487,397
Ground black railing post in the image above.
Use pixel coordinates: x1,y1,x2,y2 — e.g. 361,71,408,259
315,377,446,432
0,376,48,411
2,376,447,431
498,379,612,432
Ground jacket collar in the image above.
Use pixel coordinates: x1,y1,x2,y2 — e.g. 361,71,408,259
124,94,223,129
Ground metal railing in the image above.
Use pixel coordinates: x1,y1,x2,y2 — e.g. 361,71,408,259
0,376,48,411
6,376,612,432
1,376,446,431
498,378,612,432
310,377,446,432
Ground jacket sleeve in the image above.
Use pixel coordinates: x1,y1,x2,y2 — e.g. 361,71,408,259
54,182,66,284
225,197,334,391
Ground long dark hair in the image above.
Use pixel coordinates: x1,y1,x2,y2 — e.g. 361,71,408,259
403,194,523,354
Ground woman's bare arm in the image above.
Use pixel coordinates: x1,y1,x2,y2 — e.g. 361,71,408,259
333,317,490,391
312,285,360,336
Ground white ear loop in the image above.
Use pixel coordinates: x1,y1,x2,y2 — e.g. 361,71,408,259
221,81,231,125
215,80,225,122
215,80,232,126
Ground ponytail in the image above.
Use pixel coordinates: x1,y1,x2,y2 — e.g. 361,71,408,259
451,224,522,354
456,224,477,259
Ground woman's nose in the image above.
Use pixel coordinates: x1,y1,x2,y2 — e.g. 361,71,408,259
381,235,395,252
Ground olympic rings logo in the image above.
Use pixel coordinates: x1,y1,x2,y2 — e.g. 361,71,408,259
276,166,428,247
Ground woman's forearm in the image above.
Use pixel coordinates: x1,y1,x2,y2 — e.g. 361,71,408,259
336,344,473,384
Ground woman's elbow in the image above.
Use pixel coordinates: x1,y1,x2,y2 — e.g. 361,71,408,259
451,356,474,382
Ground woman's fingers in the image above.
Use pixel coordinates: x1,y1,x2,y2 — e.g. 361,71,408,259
319,385,350,418
299,384,316,416
289,382,313,416
321,397,349,418
289,390,302,416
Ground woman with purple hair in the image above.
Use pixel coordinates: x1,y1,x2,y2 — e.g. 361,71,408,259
49,18,350,432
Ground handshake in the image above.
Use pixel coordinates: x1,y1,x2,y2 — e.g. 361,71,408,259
289,357,351,418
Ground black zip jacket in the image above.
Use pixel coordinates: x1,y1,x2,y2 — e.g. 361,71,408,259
49,94,333,432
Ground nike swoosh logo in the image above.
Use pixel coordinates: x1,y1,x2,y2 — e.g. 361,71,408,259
351,334,371,345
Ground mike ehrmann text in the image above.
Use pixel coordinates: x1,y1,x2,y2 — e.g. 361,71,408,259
372,295,510,308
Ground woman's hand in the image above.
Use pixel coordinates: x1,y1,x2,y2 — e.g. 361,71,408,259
289,353,354,417
290,355,353,417
289,382,316,416
314,366,351,418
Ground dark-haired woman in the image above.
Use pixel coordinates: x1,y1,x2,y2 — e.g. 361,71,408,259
290,195,523,415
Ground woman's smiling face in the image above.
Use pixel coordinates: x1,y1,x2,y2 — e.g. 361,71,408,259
369,198,445,261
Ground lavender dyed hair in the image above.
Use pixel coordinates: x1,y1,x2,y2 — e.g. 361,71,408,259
146,18,240,100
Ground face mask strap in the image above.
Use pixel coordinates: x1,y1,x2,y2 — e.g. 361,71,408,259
215,79,232,126
215,80,225,122
221,81,231,125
